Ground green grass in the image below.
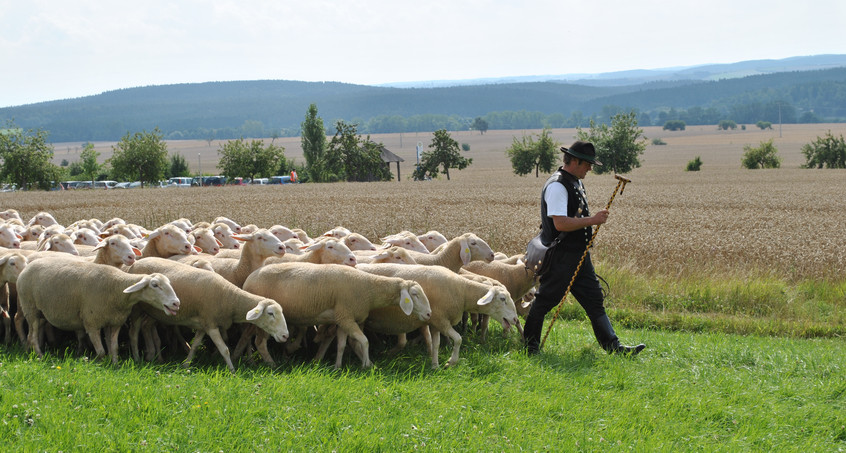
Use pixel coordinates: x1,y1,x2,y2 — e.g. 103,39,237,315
1,321,843,452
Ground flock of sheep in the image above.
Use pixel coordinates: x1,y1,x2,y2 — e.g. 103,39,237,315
0,208,538,371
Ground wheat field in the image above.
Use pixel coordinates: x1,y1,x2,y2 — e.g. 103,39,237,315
9,123,846,281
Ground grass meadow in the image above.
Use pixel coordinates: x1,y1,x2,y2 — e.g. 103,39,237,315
1,124,844,450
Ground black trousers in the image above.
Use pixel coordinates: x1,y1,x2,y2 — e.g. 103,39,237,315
523,246,606,350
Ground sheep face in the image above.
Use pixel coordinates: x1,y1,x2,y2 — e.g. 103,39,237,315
245,299,289,343
269,225,298,242
95,234,142,266
40,234,79,255
103,224,139,240
191,229,221,255
418,230,448,252
236,229,285,257
282,238,305,255
381,234,429,254
0,225,22,248
170,220,193,235
370,246,416,265
0,253,27,283
213,224,240,249
149,224,195,256
402,281,432,321
343,233,377,251
460,234,496,265
71,228,100,247
213,216,241,234
304,239,356,266
27,211,58,227
477,287,519,333
0,209,21,222
123,273,181,316
21,225,43,242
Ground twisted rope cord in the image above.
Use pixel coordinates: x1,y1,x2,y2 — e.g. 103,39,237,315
539,176,629,349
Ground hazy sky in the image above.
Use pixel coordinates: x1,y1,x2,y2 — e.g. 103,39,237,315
2,0,844,108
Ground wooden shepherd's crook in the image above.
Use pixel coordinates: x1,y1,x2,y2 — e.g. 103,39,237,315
539,174,631,349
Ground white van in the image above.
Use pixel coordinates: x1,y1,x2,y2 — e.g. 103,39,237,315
251,178,269,185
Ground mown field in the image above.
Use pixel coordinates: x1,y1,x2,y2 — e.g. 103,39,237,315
1,124,844,450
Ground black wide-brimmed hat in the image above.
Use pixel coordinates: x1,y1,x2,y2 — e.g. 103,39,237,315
561,141,603,166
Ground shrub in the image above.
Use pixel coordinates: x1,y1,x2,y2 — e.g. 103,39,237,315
756,121,773,130
686,156,703,171
461,143,471,151
652,138,667,145
741,139,781,169
801,131,846,169
663,120,686,131
718,120,738,130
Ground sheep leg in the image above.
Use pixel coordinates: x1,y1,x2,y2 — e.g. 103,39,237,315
253,330,275,366
314,331,335,363
25,313,44,357
85,325,108,361
1,308,10,345
385,333,407,356
334,328,349,369
128,315,144,362
285,326,307,355
339,322,371,369
206,328,235,373
106,325,122,364
183,330,206,368
478,314,490,343
440,326,463,368
148,323,162,362
429,329,441,369
14,311,27,345
420,325,433,357
231,324,257,363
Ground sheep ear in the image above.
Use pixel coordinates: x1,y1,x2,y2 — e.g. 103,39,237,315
192,245,202,254
215,238,223,247
146,230,160,240
477,288,495,306
459,239,471,265
399,288,414,316
123,276,151,294
245,304,263,321
0,256,8,266
233,233,251,242
93,239,107,251
132,247,142,257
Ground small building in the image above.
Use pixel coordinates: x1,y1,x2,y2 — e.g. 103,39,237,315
379,146,405,182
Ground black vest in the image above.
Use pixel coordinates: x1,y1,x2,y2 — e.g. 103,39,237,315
539,168,591,250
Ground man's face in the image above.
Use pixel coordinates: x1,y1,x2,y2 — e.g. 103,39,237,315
566,158,592,179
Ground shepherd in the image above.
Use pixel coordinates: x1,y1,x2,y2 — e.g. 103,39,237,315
523,141,646,356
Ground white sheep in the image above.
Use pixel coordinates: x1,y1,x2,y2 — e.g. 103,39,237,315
417,230,448,252
268,225,299,242
380,231,430,253
264,238,356,267
354,246,418,265
356,263,519,368
190,227,221,255
16,257,180,363
36,233,79,255
213,216,241,233
0,251,27,344
19,225,43,242
140,224,198,258
66,219,103,236
172,228,285,288
26,211,59,228
461,259,538,312
0,209,22,222
403,233,495,273
212,223,241,250
126,257,289,372
100,223,141,240
322,226,351,239
281,238,305,255
341,232,377,251
243,262,431,369
238,224,259,234
291,228,312,244
69,228,101,247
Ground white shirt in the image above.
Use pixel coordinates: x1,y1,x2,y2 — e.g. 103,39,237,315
544,182,569,217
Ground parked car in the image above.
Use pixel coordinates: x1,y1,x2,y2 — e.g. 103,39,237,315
269,175,296,185
251,178,269,185
228,177,247,186
93,180,119,189
168,177,192,188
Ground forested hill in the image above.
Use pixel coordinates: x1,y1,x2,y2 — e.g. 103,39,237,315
3,67,846,142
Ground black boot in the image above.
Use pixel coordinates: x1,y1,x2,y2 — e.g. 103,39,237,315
590,314,645,355
522,314,543,355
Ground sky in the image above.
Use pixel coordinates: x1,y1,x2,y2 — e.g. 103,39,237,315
2,0,845,108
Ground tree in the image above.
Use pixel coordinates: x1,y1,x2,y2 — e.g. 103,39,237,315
801,131,846,169
413,129,472,181
0,120,63,190
663,120,686,131
167,153,191,179
327,121,391,182
217,138,286,181
80,142,103,186
576,111,647,175
301,103,327,182
506,128,559,177
471,117,489,135
108,128,169,187
741,139,781,169
756,121,773,130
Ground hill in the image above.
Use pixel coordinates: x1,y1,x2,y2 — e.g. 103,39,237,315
2,55,845,142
